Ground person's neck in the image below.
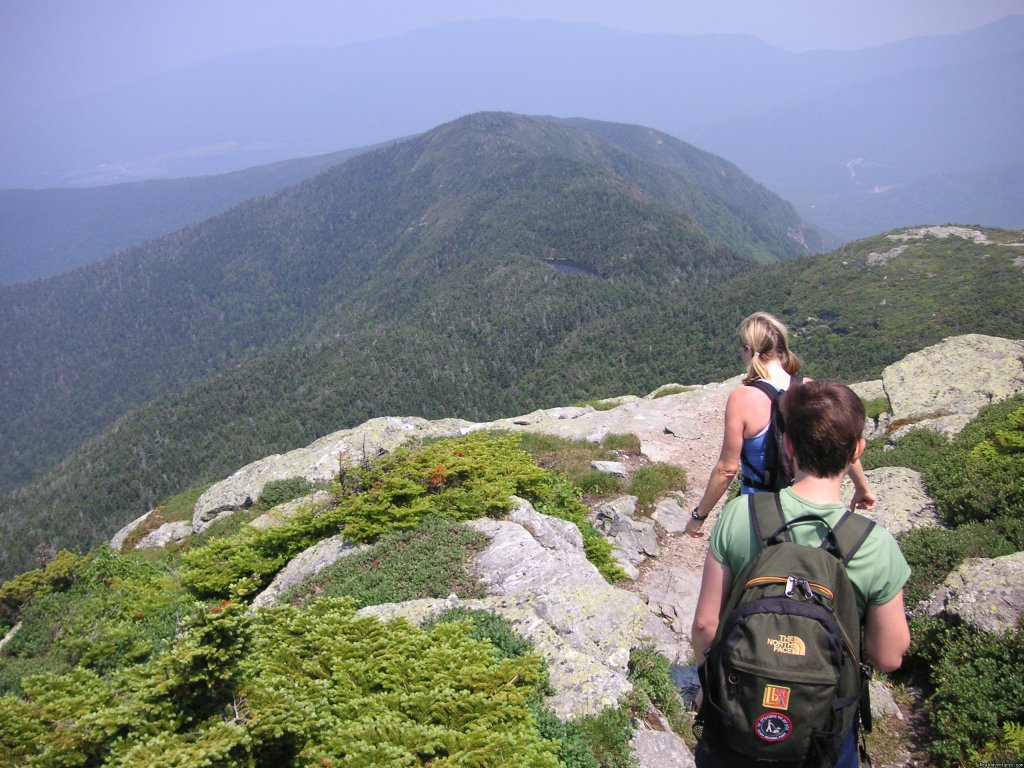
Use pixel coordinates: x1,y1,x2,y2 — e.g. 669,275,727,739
761,359,788,379
789,471,844,505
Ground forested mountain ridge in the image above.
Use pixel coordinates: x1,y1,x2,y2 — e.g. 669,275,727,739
1,220,1022,581
2,112,809,572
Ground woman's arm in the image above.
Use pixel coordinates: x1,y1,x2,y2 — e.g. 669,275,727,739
846,458,877,510
685,387,749,536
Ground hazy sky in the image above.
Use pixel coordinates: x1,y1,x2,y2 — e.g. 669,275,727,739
2,0,1022,106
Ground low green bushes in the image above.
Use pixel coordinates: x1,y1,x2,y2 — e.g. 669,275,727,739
181,432,627,599
924,395,1024,527
909,618,1024,766
896,522,1021,607
890,395,1024,765
0,548,190,695
861,427,948,473
0,550,83,632
283,515,489,608
0,598,563,767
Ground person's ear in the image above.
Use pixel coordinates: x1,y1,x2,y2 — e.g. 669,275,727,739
852,437,866,463
783,433,796,460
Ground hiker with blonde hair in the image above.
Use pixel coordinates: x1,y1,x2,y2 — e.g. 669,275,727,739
685,312,875,537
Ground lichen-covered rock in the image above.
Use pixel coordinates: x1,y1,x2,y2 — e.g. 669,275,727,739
630,728,695,768
870,679,903,721
644,567,701,663
592,460,628,476
249,535,369,611
109,510,153,551
595,495,659,565
652,494,688,535
134,521,192,549
849,379,890,440
249,489,335,530
840,467,942,535
920,551,1024,635
192,416,470,532
881,335,1024,436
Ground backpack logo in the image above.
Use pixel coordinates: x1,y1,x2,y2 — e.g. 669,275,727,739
767,634,806,655
763,685,791,710
755,712,793,743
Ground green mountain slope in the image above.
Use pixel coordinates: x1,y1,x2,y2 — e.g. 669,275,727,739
0,112,802,499
3,113,807,575
3,226,1023,581
719,226,1024,381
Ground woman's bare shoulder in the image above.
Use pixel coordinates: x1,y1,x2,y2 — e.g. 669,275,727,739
726,382,764,408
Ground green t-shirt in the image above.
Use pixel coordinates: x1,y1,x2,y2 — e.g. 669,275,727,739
710,487,911,615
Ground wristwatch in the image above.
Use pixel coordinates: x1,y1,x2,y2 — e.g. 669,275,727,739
691,506,708,522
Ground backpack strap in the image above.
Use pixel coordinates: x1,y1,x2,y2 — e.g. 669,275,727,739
830,512,876,566
745,374,803,402
748,492,787,551
748,492,875,563
746,379,781,401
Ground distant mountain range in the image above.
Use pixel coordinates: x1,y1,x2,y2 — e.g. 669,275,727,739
2,113,1023,580
2,16,1022,242
0,147,374,284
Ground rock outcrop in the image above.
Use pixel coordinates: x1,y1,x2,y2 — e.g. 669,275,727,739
192,416,470,532
248,490,336,530
250,535,369,611
140,333,1021,767
840,467,942,535
880,335,1024,438
919,551,1024,636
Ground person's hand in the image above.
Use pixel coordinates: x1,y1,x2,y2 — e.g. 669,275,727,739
685,515,706,538
850,487,877,511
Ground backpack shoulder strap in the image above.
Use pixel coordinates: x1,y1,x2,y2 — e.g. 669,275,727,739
829,511,876,566
746,380,781,400
748,492,787,550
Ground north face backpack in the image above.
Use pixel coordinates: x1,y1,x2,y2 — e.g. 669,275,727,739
696,492,875,767
744,376,803,492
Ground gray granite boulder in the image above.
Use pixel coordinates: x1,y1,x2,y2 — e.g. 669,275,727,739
193,416,470,532
109,510,153,551
840,467,943,535
249,490,336,530
644,567,702,641
881,335,1024,438
919,551,1024,636
652,494,689,535
134,521,192,549
595,495,659,565
592,460,628,476
630,729,695,768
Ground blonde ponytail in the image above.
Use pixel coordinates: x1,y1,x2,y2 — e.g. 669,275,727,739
738,312,802,385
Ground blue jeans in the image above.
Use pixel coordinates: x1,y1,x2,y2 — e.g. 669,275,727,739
695,725,858,768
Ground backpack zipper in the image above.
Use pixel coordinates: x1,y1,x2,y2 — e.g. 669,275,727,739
744,575,835,602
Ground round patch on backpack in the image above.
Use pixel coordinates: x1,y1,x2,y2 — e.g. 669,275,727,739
754,712,793,743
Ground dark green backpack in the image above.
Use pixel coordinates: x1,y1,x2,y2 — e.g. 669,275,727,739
696,493,875,766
